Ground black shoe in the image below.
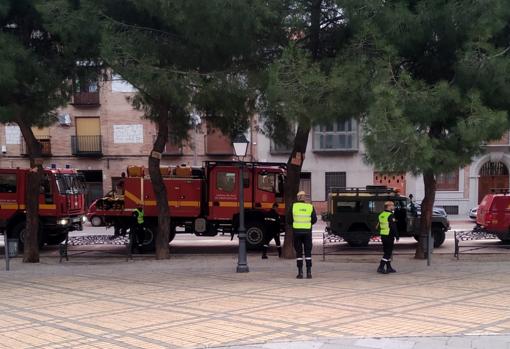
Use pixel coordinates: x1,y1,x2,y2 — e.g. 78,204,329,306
377,267,387,274
277,247,282,258
306,271,312,279
296,272,303,279
386,262,396,273
261,254,268,259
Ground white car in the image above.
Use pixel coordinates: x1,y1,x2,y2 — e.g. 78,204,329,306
469,206,478,220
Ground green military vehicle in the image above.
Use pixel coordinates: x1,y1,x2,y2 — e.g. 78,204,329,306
324,186,450,247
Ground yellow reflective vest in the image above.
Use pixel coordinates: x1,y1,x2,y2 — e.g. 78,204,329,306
292,202,313,229
134,208,144,225
378,211,392,236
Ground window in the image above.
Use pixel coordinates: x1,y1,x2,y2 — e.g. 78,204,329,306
325,172,346,197
436,171,459,191
0,173,17,193
336,201,361,213
313,119,358,151
216,172,236,192
258,173,276,192
299,172,312,201
368,200,385,214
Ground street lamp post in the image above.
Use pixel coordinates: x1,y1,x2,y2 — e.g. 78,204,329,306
233,134,249,273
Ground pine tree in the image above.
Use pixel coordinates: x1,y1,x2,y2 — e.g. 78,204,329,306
95,0,284,259
361,0,510,258
0,0,99,262
260,0,372,257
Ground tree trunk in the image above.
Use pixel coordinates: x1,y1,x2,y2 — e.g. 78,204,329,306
415,171,436,259
281,0,322,259
148,105,170,260
16,118,43,263
310,0,322,60
283,124,310,258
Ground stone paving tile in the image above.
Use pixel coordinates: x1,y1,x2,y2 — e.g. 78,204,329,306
1,255,510,348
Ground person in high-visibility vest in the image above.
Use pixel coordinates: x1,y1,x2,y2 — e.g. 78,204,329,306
290,191,317,279
377,201,399,274
132,206,145,252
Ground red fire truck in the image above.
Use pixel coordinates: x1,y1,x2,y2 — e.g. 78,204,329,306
0,168,86,249
87,161,286,250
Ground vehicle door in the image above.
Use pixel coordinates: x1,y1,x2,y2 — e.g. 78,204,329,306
208,165,252,220
0,170,20,219
254,170,282,210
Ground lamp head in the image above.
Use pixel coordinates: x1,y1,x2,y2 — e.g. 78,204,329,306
232,133,249,157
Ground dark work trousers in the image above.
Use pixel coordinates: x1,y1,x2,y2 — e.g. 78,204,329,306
263,230,281,248
132,225,145,247
293,230,313,269
381,235,395,261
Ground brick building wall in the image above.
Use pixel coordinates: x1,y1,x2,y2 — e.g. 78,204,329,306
0,75,256,203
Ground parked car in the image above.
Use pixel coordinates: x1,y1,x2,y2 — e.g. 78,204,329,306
410,203,448,218
476,194,510,241
469,206,478,220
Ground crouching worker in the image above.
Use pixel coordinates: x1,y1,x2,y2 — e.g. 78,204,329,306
377,201,399,274
262,203,282,259
131,206,145,253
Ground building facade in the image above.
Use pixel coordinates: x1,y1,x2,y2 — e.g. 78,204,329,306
257,118,510,217
0,75,256,206
1,74,507,216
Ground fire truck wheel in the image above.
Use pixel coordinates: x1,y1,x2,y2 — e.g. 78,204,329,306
245,221,265,250
139,226,155,253
90,216,103,227
11,223,44,251
169,228,176,243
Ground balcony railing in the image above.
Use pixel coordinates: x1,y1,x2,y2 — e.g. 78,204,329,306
20,137,52,156
71,135,102,156
72,91,100,106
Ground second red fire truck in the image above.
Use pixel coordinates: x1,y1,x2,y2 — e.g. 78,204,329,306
87,161,286,250
0,167,87,249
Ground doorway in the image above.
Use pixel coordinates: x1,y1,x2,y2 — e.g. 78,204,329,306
478,161,509,203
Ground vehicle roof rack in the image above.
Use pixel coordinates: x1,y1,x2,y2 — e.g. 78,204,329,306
328,186,399,197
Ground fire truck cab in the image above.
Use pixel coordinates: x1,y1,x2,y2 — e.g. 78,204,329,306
201,161,286,246
0,168,86,249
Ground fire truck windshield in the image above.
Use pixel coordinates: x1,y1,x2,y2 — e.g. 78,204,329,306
56,174,86,194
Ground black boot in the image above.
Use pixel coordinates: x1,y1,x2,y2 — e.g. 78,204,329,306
377,260,387,274
386,261,396,273
277,247,282,258
306,259,312,279
296,260,303,279
261,245,268,259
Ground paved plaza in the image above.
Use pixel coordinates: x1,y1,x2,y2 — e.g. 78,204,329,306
1,240,510,349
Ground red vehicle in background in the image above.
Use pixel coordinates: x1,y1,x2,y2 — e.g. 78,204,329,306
0,167,86,248
88,161,286,250
476,193,510,241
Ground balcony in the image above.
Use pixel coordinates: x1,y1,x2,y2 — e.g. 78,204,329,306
20,137,52,157
71,135,102,157
72,91,100,107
